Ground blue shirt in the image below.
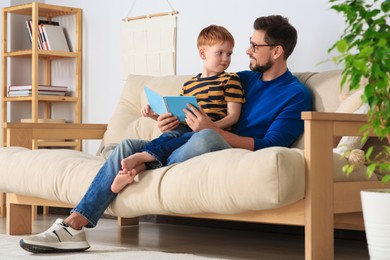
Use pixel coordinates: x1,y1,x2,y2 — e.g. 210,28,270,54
232,69,312,150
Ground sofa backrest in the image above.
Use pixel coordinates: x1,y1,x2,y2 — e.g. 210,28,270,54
98,70,361,153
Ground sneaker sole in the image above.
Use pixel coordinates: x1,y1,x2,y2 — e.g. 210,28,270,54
20,239,90,253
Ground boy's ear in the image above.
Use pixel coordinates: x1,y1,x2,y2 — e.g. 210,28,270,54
198,47,206,59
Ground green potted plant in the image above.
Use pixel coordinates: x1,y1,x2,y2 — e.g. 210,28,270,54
328,0,389,177
328,0,389,258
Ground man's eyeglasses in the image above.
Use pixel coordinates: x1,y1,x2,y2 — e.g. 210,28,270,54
249,37,278,53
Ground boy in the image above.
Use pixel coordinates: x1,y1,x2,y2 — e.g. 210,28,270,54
111,24,245,193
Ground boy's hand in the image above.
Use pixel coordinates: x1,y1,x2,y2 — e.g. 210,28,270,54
141,104,158,120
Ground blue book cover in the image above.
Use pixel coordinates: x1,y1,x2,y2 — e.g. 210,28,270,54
144,86,198,122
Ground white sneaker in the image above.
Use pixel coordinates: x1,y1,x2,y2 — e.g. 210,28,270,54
19,218,90,253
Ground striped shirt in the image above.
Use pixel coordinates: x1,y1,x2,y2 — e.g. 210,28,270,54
181,72,245,121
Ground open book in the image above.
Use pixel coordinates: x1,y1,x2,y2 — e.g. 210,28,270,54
144,86,199,122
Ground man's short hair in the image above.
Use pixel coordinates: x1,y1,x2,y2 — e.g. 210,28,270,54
254,15,297,60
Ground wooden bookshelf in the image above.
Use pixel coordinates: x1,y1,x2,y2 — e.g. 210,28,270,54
1,2,83,150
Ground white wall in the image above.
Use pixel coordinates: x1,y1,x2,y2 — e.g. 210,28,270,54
1,0,344,153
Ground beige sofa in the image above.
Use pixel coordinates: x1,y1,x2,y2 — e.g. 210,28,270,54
0,70,387,260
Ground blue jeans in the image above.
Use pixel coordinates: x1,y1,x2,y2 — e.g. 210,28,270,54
145,124,194,169
71,129,231,227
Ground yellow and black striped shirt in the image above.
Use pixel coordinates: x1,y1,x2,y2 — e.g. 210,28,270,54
181,72,245,122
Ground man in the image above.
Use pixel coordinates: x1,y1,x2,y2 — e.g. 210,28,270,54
19,15,312,253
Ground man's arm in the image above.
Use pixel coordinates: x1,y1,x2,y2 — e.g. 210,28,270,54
184,104,255,150
212,127,255,150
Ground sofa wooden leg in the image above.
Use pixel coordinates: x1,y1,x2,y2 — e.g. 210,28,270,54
43,206,50,215
32,206,39,220
7,197,32,235
117,217,139,226
0,192,6,217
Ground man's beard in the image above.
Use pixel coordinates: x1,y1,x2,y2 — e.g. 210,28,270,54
250,59,273,73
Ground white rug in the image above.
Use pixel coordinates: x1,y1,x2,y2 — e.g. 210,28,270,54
0,234,221,259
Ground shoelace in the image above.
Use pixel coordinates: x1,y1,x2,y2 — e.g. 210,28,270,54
44,220,64,234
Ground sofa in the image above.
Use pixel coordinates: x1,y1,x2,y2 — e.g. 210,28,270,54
0,70,388,260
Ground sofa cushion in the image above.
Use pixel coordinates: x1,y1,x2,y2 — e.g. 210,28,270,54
0,146,306,217
0,147,103,206
298,70,344,113
117,147,306,215
335,103,369,155
336,88,364,114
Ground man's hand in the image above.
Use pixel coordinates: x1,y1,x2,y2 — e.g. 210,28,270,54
184,104,215,132
157,113,180,132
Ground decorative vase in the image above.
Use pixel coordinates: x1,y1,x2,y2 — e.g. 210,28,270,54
361,189,390,260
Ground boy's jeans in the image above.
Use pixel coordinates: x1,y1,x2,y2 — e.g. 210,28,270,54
71,129,231,227
144,124,193,169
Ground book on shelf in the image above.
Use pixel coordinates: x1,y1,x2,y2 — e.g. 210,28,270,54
8,90,66,97
9,85,68,92
42,24,69,51
26,20,41,49
144,86,198,122
38,24,48,50
26,19,68,51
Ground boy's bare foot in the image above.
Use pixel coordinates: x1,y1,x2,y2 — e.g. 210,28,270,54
111,169,137,193
121,152,155,172
112,152,154,193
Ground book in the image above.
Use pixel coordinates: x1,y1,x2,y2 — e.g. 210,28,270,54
8,90,66,97
38,24,48,50
9,85,68,92
26,19,60,50
41,24,69,51
144,86,198,122
26,20,42,49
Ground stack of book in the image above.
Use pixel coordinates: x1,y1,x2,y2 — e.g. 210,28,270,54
26,19,70,51
8,85,68,97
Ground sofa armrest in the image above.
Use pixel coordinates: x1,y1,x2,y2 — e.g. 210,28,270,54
3,122,107,149
302,111,369,136
301,111,372,257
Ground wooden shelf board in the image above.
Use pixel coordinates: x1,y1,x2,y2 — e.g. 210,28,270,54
3,96,78,102
3,3,81,17
5,50,77,59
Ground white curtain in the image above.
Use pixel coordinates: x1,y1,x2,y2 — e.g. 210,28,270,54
121,14,177,79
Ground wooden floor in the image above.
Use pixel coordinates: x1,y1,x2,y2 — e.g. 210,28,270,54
0,213,369,259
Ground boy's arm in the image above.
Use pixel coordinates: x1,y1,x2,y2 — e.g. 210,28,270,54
213,102,242,129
